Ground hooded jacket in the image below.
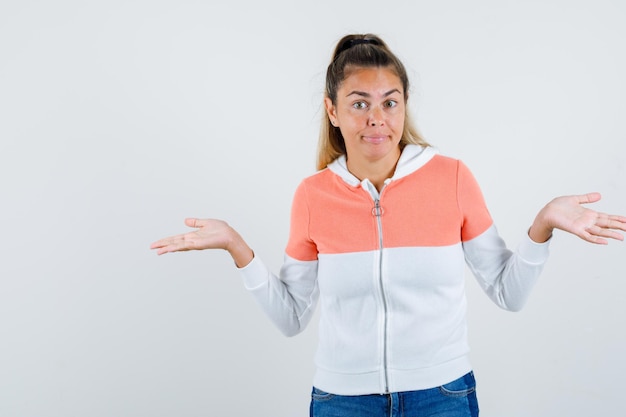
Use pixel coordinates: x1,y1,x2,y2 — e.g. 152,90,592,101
239,144,550,395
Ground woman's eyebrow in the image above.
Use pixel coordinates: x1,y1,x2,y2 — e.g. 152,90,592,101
345,88,402,98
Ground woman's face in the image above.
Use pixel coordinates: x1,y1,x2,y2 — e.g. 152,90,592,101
325,66,405,170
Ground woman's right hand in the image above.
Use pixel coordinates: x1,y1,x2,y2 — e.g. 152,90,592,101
150,218,254,267
528,193,626,244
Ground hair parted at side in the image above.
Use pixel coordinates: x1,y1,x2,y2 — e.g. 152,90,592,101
316,33,430,171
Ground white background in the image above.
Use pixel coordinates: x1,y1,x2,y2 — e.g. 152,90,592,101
1,0,625,416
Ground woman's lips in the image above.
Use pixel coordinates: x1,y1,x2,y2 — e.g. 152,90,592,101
362,136,387,144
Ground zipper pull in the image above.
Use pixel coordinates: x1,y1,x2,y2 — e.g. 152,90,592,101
372,199,384,217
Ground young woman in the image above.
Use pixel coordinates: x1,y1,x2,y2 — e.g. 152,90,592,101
151,34,626,417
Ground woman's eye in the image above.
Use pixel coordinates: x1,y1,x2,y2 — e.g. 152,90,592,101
385,100,398,108
353,101,367,109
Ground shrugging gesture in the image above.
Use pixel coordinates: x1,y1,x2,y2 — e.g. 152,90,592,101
149,33,626,416
528,192,626,244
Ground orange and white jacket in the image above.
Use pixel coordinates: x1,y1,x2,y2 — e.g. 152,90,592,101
240,145,550,395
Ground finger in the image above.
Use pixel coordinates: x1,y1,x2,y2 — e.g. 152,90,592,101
150,239,170,249
598,224,625,241
585,224,623,243
580,228,609,245
150,240,173,254
595,216,626,234
608,215,626,230
154,238,194,254
577,192,602,205
596,227,624,241
185,218,208,229
156,246,173,255
185,218,198,228
150,233,186,250
156,245,188,255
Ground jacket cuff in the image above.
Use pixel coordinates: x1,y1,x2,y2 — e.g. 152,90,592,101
238,256,270,290
518,231,551,264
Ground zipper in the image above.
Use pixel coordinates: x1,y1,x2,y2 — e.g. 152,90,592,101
372,196,389,394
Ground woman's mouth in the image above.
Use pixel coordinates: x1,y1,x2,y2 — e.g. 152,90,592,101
362,136,387,144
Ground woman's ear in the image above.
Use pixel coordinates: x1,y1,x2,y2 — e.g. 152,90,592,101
324,97,338,126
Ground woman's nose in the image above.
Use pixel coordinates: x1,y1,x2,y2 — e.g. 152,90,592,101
368,107,384,126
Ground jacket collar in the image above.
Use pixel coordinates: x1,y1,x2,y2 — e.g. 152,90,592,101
327,144,439,187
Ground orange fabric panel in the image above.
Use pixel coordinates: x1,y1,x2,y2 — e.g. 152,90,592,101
285,156,493,259
286,170,378,260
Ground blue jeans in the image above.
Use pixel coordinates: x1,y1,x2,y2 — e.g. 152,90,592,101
310,371,479,417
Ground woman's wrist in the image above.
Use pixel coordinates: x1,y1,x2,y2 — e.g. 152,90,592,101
226,229,254,268
528,209,554,243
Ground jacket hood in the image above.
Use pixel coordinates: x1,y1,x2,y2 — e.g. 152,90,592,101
327,144,439,187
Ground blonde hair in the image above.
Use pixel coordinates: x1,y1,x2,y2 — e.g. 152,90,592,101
316,34,430,171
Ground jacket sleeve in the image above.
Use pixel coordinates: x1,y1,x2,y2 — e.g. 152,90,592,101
237,181,320,336
457,161,550,311
239,255,319,336
463,227,549,311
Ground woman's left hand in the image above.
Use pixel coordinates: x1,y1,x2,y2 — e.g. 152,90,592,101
529,192,626,244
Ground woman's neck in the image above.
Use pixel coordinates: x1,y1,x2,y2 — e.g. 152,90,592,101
346,152,400,192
